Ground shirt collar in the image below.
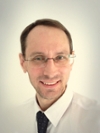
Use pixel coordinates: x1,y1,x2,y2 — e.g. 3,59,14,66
34,86,73,127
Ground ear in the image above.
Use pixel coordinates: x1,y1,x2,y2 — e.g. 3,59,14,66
70,51,75,69
19,53,27,73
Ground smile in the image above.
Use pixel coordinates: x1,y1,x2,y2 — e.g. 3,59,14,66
43,82,58,85
40,81,60,86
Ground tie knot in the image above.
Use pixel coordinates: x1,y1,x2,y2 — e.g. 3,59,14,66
37,111,49,133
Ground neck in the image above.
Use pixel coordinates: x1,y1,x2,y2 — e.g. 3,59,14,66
36,96,57,111
36,91,65,111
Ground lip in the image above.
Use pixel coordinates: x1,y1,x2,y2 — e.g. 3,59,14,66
40,80,60,88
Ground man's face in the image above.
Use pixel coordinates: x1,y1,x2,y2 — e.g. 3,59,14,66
20,25,73,101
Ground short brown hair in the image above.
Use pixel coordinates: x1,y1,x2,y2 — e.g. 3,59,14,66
20,18,73,57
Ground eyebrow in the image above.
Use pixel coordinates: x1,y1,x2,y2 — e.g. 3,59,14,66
29,52,45,57
29,51,69,57
56,51,69,55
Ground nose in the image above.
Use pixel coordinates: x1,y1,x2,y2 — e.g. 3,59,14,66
43,59,59,78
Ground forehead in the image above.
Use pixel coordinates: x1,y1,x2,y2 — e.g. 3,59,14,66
26,25,70,56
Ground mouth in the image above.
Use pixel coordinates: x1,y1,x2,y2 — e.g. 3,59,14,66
40,80,60,87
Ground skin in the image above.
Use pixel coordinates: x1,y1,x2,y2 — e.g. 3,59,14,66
19,25,74,111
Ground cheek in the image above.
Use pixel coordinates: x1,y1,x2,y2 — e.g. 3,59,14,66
61,65,72,73
27,69,41,87
28,68,43,79
60,66,72,81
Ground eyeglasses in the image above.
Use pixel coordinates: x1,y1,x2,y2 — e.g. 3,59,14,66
25,54,76,68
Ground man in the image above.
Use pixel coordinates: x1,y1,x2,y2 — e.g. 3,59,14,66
11,18,100,133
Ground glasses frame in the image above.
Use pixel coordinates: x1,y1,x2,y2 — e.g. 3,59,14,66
25,54,76,68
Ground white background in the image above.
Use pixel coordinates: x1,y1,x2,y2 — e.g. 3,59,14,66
0,0,100,109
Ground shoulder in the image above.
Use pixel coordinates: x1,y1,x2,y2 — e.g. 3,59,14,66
72,92,99,110
70,92,100,132
14,97,36,118
3,97,36,133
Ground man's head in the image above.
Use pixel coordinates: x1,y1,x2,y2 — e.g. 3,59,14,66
20,18,73,57
19,18,75,108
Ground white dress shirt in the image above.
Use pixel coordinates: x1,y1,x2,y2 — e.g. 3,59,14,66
3,87,100,133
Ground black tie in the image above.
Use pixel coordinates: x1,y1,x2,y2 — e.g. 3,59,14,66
37,111,49,133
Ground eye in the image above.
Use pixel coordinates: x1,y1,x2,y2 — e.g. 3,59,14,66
32,55,45,61
55,55,67,61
